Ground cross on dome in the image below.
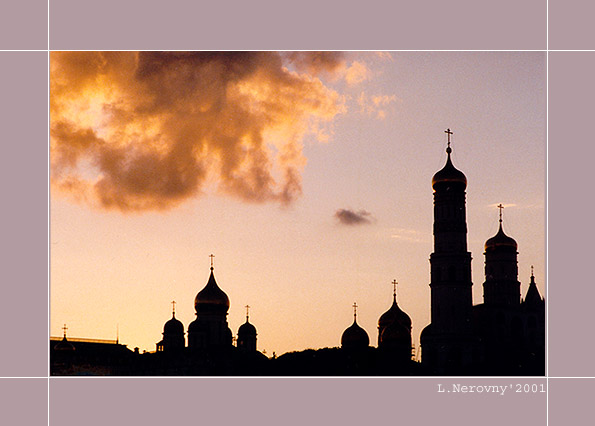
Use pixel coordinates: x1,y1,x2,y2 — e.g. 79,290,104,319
352,302,358,320
445,128,453,153
497,203,504,223
209,254,215,270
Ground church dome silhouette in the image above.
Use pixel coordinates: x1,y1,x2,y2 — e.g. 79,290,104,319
195,267,230,314
163,314,184,334
485,209,517,252
432,138,467,190
378,296,412,331
485,224,517,251
238,320,257,336
341,321,369,349
341,304,369,349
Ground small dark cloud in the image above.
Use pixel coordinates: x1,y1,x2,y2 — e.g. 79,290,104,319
334,209,375,226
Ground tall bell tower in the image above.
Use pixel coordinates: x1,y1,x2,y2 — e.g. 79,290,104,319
421,129,475,373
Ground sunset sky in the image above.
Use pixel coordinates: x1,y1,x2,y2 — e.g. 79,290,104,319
50,51,546,356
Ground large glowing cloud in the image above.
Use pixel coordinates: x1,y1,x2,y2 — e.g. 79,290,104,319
51,52,346,211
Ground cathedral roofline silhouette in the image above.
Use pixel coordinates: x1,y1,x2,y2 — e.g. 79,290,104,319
51,129,544,376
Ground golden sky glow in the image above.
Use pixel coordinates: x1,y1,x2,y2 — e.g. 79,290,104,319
51,52,546,355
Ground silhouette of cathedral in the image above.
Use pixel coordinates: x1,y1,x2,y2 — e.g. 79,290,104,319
50,129,544,376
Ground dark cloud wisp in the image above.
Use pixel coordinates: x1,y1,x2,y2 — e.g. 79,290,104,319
334,209,375,226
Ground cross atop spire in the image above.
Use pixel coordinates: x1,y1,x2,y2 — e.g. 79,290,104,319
352,302,358,320
171,300,176,316
497,203,504,223
392,279,398,302
62,324,68,338
245,304,250,321
209,254,215,270
445,128,453,153
531,265,534,277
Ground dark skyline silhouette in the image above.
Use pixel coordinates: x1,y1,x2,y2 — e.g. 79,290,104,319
51,131,545,376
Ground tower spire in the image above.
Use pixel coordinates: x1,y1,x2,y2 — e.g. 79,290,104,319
62,324,68,339
392,279,398,302
352,302,358,321
209,253,215,270
245,304,250,321
524,264,543,306
171,300,176,317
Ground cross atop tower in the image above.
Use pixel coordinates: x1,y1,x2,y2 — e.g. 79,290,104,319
209,254,215,270
531,265,534,277
245,304,250,320
62,324,68,338
497,203,504,223
171,300,176,316
392,279,398,299
352,302,358,320
445,128,453,153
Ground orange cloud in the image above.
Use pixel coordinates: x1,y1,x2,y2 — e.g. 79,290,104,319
357,92,399,119
50,52,346,212
345,61,370,85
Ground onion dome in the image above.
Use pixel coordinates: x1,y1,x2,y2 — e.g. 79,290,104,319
238,320,257,336
485,224,517,251
378,293,412,331
238,306,257,337
195,266,230,314
341,321,370,349
432,150,467,189
163,314,184,335
341,303,370,349
485,207,517,252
